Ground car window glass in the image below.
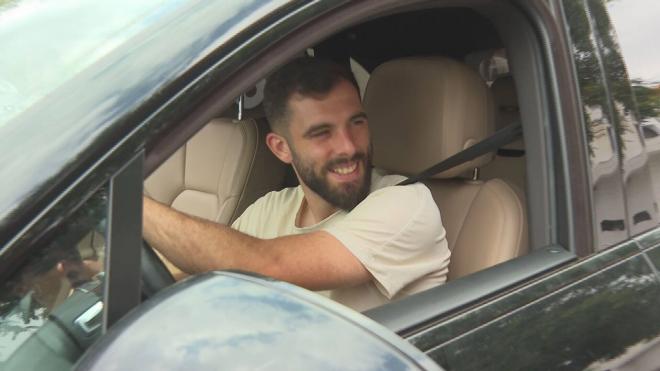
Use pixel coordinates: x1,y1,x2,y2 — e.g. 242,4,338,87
0,0,187,126
0,188,108,369
583,0,659,238
563,0,629,250
606,0,660,234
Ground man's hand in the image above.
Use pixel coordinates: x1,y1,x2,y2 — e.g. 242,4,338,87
142,197,370,291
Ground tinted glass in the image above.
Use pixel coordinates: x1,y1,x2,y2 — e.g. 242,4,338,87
429,250,660,370
563,0,628,250
0,188,108,370
586,0,659,238
606,0,660,235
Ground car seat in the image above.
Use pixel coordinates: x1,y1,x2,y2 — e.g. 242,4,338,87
144,117,287,277
364,56,528,280
144,117,287,224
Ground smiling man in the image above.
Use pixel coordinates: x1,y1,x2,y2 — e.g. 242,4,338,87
143,57,450,311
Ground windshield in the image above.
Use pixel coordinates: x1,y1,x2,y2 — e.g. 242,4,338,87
0,0,187,126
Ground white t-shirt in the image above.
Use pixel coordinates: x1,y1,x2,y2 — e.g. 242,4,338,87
231,169,450,311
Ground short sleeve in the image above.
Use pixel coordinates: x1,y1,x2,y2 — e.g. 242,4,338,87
323,183,450,298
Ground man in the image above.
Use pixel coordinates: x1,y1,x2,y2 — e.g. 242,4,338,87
143,57,450,311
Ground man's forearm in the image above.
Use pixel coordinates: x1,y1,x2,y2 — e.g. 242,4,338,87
143,197,265,274
142,197,370,291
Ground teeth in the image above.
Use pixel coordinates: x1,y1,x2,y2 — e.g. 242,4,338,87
332,162,357,175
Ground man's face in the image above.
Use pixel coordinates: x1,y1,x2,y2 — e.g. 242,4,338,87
286,79,372,211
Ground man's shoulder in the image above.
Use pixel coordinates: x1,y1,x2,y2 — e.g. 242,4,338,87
365,182,433,213
370,168,407,191
349,170,437,225
369,168,431,201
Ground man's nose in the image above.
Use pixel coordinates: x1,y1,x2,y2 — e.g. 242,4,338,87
334,128,357,157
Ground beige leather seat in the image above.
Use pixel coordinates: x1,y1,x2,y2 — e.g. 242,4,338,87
144,117,287,278
145,117,287,225
364,57,528,280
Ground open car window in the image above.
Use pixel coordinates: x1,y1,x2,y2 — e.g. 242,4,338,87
144,5,537,308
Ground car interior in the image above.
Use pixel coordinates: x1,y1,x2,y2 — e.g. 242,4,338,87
10,1,660,368
144,7,534,293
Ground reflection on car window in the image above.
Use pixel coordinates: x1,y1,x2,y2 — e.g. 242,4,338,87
607,0,660,233
643,126,659,139
563,0,628,250
0,188,107,369
0,0,186,126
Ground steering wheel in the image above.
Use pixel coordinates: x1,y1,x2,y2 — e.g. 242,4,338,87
141,241,175,297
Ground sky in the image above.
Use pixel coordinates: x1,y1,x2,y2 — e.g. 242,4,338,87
607,0,660,84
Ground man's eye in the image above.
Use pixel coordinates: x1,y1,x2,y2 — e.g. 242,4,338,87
353,119,367,126
310,130,330,138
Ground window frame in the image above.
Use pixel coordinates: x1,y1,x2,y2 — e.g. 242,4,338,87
104,151,144,330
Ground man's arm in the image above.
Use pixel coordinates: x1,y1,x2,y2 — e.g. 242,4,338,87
143,197,370,291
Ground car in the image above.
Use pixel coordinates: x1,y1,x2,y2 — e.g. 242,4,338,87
1,0,660,370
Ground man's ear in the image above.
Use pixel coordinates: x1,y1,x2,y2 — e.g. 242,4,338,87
266,132,293,164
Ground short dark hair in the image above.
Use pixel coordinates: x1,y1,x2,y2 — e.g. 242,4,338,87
263,57,359,135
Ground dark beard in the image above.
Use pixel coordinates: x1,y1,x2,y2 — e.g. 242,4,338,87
292,151,372,211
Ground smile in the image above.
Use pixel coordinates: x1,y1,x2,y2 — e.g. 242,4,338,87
330,161,358,175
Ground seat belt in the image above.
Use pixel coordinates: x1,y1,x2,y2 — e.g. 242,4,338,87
397,123,523,186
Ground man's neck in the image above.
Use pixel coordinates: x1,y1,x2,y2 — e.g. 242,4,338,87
297,184,339,227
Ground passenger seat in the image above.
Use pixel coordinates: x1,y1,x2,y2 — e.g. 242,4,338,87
364,57,528,280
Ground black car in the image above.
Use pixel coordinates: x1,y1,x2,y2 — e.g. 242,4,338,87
1,0,660,370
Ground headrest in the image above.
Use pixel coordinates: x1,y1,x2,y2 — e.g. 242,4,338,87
364,57,495,179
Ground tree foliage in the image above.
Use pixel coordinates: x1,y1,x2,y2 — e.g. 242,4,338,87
632,83,660,122
563,0,660,157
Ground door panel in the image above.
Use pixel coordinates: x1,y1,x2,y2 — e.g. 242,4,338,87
643,235,660,275
406,241,639,352
423,245,660,370
635,227,660,250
